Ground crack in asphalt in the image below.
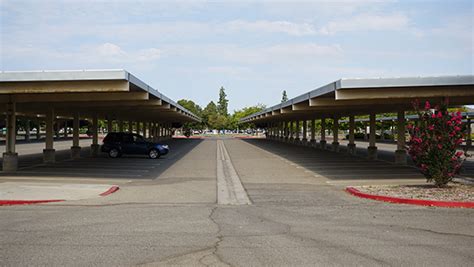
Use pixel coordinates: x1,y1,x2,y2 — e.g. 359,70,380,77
200,206,232,267
243,209,392,266
398,225,474,239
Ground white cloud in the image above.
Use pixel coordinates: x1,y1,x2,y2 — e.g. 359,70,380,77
96,43,126,57
226,20,316,36
320,13,410,35
165,43,343,65
137,48,162,61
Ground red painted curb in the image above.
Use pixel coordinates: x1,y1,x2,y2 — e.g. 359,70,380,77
346,187,474,208
99,186,120,196
0,199,64,206
0,186,119,206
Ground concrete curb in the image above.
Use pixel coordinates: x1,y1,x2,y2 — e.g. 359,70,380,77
99,186,120,196
0,199,64,206
346,187,474,208
0,186,120,206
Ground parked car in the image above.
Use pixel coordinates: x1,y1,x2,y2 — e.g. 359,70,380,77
101,132,169,159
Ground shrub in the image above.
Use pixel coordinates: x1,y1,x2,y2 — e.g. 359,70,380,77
407,100,469,187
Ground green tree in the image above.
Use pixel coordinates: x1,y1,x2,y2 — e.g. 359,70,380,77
217,87,229,116
202,101,218,128
177,99,203,117
281,90,288,103
229,104,266,130
178,99,204,130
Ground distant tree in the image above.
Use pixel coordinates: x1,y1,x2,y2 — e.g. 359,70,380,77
202,101,218,128
177,99,203,117
178,99,204,130
217,87,229,116
281,90,288,103
229,104,266,130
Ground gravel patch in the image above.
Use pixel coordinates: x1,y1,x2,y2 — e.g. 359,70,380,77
355,183,474,202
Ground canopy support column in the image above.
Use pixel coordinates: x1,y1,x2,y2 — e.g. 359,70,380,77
320,117,327,149
90,114,100,157
302,120,308,145
3,102,18,172
43,108,56,163
310,118,316,147
332,117,339,152
25,120,31,142
368,113,378,160
71,112,81,159
347,115,356,155
295,121,300,144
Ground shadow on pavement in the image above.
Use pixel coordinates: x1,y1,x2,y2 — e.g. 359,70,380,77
0,138,203,180
241,138,425,181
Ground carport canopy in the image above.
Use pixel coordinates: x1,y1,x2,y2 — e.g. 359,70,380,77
240,75,474,165
0,69,201,172
242,75,474,123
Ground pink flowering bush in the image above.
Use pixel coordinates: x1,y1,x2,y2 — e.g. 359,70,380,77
407,100,469,187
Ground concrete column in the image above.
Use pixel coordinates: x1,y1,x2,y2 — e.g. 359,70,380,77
3,102,18,172
107,119,113,133
63,120,68,138
395,111,407,164
272,123,276,139
118,121,124,132
128,121,133,133
55,120,60,138
149,122,153,139
363,122,368,140
295,121,300,143
144,122,149,138
332,117,340,152
379,121,384,141
36,118,41,141
347,115,356,155
288,121,294,142
284,122,288,141
368,113,378,160
25,119,31,142
302,120,308,144
135,122,140,135
320,118,327,149
43,108,56,163
90,114,100,157
466,118,472,147
277,122,282,140
310,118,316,147
71,112,81,159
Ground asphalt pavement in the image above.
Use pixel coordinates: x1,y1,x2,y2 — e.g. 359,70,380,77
0,137,473,266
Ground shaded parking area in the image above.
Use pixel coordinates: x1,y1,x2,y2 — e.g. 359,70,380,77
0,138,203,181
242,138,425,183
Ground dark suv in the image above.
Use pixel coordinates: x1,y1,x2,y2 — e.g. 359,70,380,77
101,132,169,159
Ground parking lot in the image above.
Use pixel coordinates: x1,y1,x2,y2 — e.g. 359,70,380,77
0,137,473,266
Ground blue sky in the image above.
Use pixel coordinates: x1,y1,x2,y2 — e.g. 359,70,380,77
1,0,473,112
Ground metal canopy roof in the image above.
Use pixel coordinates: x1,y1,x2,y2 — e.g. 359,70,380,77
241,75,474,124
0,69,201,123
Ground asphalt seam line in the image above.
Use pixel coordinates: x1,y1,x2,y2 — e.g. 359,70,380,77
216,140,251,205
